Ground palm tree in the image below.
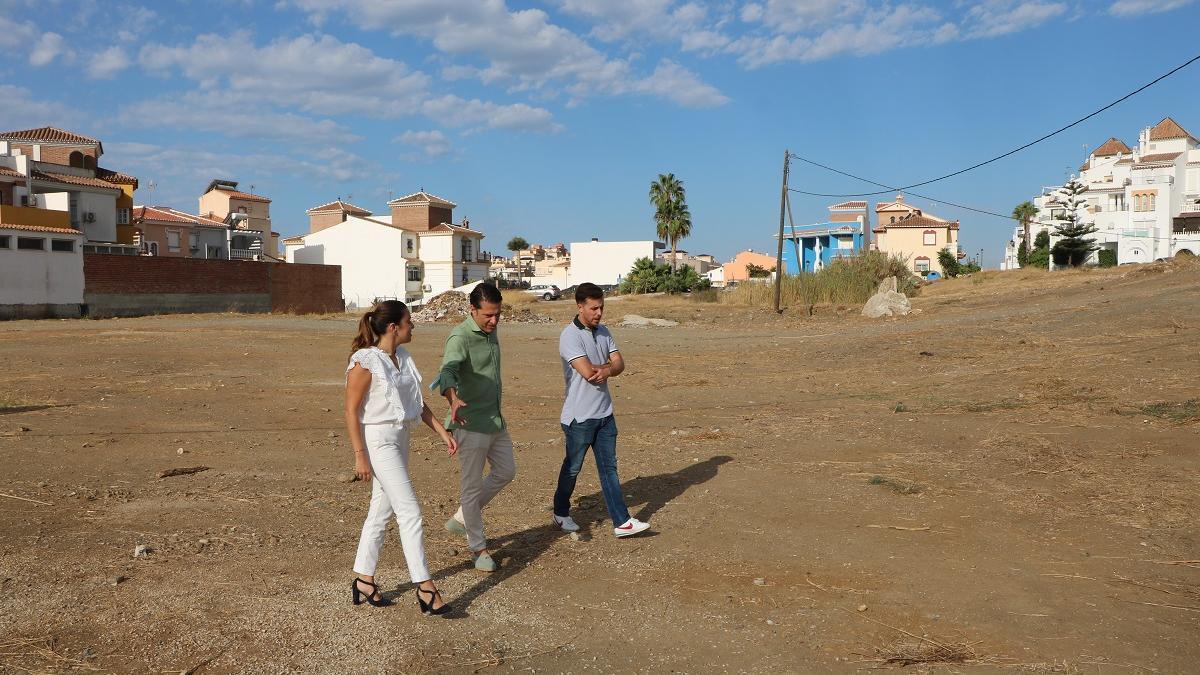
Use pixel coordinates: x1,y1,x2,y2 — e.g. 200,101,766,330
507,236,529,287
1012,201,1038,267
648,173,690,271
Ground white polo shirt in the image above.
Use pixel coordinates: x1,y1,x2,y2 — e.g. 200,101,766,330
559,317,619,425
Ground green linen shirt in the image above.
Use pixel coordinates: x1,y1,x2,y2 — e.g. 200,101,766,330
433,316,505,433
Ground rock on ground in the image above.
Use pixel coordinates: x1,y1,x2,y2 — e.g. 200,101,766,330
861,276,911,318
619,314,679,327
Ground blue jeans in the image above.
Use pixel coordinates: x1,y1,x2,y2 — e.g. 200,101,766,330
554,415,630,525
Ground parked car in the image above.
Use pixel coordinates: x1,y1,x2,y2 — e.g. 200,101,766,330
525,284,561,300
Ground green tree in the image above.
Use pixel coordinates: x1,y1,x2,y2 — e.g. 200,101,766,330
937,248,962,277
620,257,669,294
744,263,773,278
507,236,529,287
1012,201,1038,268
1049,178,1098,267
1028,230,1051,269
648,173,692,271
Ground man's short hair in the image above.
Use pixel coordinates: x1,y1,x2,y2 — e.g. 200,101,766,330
470,281,503,308
575,282,604,304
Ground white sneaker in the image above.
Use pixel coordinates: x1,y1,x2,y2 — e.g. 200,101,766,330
553,515,580,532
613,518,650,538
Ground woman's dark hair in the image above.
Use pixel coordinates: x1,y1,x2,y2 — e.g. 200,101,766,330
469,282,503,308
350,300,409,358
575,282,604,304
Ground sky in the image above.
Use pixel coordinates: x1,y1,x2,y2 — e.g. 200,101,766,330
2,0,1199,267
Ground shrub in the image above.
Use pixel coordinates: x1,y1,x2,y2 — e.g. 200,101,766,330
619,258,709,294
723,251,919,307
1097,249,1117,268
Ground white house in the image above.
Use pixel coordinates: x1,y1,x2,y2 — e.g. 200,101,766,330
284,193,489,308
1007,117,1200,267
1,216,85,320
568,238,664,287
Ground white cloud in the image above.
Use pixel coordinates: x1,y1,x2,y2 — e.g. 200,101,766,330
395,130,452,158
0,15,37,50
103,140,380,204
120,93,362,143
1109,0,1195,14
0,85,77,129
730,4,942,67
87,46,132,79
139,32,431,118
288,0,729,108
615,59,731,107
422,96,565,133
29,32,68,66
961,1,1067,39
556,0,677,41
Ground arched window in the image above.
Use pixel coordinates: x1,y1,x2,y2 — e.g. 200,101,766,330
82,155,95,170
914,256,930,272
890,216,896,223
923,229,937,246
69,151,85,168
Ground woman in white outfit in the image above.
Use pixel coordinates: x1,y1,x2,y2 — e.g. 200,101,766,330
346,300,456,615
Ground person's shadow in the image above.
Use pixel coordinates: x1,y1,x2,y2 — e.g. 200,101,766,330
426,454,733,617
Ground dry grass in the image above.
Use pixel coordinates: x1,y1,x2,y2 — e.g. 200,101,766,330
875,640,980,666
723,251,919,307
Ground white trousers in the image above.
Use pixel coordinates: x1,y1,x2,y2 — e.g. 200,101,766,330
451,428,516,551
352,423,430,583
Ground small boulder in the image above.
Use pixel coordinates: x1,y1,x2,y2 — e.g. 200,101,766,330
133,544,152,559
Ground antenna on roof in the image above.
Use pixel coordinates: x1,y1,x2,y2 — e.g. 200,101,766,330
346,193,353,202
147,180,157,205
249,183,255,195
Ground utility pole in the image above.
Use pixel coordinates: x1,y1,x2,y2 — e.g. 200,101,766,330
774,149,789,314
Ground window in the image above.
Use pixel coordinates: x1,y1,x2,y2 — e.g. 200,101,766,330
238,206,248,214
1148,194,1156,211
406,238,414,254
889,216,896,223
914,256,930,272
69,151,85,168
149,241,159,256
17,236,45,251
51,239,75,252
0,235,10,248
166,230,181,252
117,208,130,225
189,232,200,250
407,266,421,282
923,230,937,246
460,237,473,262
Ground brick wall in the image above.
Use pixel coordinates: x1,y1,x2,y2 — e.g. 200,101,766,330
82,254,342,316
270,262,343,313
309,211,344,233
9,143,98,167
84,254,268,294
390,204,452,230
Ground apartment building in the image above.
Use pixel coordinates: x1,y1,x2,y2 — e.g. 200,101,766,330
1005,117,1200,267
0,127,139,253
873,195,961,276
780,200,872,273
284,191,489,307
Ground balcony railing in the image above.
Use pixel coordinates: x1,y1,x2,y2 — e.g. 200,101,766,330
230,248,260,260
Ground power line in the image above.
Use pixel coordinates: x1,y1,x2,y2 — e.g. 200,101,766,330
790,182,1018,222
789,50,1200,198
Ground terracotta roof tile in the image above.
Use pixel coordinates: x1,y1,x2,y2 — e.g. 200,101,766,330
282,235,306,244
134,205,228,227
0,222,83,235
306,199,371,215
829,200,867,209
214,187,271,203
875,214,960,230
1093,137,1131,156
1148,117,1195,141
1135,152,1182,165
0,166,23,179
387,190,457,208
0,126,101,145
32,170,120,190
95,167,138,187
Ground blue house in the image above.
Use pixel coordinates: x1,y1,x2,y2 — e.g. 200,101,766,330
780,201,872,274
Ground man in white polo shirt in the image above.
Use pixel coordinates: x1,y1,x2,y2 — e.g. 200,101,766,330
553,282,650,538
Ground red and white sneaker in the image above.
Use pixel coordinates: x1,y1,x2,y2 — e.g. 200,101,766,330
613,518,650,538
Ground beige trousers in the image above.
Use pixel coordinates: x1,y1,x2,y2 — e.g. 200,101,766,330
451,428,516,551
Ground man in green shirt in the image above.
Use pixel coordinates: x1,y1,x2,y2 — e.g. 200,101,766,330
433,282,513,572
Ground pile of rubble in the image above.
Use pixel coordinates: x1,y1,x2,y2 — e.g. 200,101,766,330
411,291,552,324
412,291,470,323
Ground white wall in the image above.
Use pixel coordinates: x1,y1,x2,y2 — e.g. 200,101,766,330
0,229,84,305
42,192,69,212
76,191,118,243
569,240,660,286
287,218,410,309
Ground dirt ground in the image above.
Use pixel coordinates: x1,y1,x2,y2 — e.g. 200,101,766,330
2,260,1198,674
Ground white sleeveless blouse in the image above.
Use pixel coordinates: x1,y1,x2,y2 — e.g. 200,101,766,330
347,347,424,425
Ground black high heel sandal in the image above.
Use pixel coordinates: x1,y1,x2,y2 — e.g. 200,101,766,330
351,578,391,607
416,585,450,616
